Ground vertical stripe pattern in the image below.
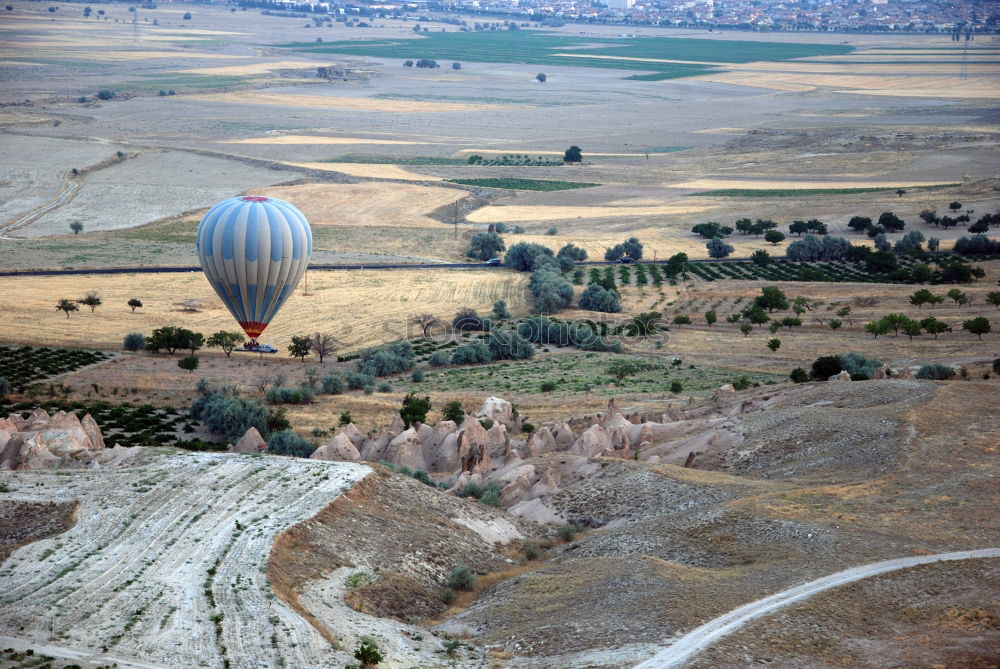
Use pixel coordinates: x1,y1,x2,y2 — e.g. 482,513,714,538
196,195,312,339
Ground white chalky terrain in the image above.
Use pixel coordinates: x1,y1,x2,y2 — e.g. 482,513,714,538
0,452,371,668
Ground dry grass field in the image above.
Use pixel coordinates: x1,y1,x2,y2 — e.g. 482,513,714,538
0,269,530,353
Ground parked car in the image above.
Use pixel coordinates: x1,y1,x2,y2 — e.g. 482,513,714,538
617,256,635,264
484,257,502,265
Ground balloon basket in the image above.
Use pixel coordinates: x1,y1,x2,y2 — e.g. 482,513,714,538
235,340,278,354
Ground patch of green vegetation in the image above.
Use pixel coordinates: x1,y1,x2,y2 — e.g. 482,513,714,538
118,219,199,244
325,154,467,165
624,71,685,81
401,352,781,396
447,178,599,191
0,345,110,388
280,31,852,77
690,184,960,197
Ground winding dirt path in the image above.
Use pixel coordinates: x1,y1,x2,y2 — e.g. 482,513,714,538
633,548,1000,669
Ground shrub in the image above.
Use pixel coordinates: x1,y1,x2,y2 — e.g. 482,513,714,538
706,237,734,259
322,373,345,394
440,587,456,604
123,332,145,352
448,565,476,591
441,400,464,423
467,231,505,261
353,638,384,668
190,392,269,442
480,488,501,507
669,380,683,393
789,367,809,383
558,523,581,541
540,380,556,392
604,237,643,261
839,353,882,380
428,350,450,367
505,242,554,271
529,266,574,313
810,356,842,380
0,377,9,401
357,341,415,377
347,371,374,390
672,315,692,325
732,376,751,391
522,422,535,434
411,368,425,382
376,381,392,393
400,392,431,427
992,358,1000,375
524,544,539,560
486,330,534,360
267,429,314,457
479,418,494,430
96,89,115,100
451,341,491,365
452,307,484,331
915,364,955,380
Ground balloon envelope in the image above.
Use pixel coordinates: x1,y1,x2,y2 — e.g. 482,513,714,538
196,195,312,339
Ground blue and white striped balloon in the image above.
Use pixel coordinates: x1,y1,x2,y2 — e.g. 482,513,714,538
196,195,312,340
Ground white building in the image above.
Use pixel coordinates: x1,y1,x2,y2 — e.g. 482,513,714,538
605,0,636,10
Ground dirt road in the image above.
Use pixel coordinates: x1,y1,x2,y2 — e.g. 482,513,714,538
633,548,1000,669
0,452,370,668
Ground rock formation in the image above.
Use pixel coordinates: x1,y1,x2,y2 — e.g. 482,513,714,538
0,410,135,470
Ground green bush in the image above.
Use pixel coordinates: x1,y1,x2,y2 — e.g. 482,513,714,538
810,355,842,380
442,401,465,423
376,381,392,393
669,380,683,393
448,565,476,591
267,429,314,457
915,364,955,380
480,488,501,507
322,373,345,394
839,353,882,380
440,587,456,604
540,380,556,392
428,350,450,367
411,368,425,382
789,368,809,383
123,332,145,352
353,638,384,668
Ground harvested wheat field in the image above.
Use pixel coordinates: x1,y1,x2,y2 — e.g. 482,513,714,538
190,92,507,113
288,162,441,181
0,269,530,353
182,60,323,76
465,203,714,224
669,178,955,190
696,71,1000,98
258,182,461,227
225,135,435,146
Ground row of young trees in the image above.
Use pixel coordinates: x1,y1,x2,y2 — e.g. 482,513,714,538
56,294,143,317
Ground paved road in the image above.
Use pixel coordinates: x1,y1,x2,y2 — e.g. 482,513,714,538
633,548,1000,669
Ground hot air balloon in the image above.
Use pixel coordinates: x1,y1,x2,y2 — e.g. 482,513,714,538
196,195,312,349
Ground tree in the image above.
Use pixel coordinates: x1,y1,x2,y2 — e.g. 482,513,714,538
691,222,732,239
555,243,587,271
206,331,244,359
740,323,753,337
410,313,443,338
79,292,101,313
467,231,505,261
896,189,906,198
927,237,940,252
878,211,905,232
962,317,991,339
492,300,512,320
788,220,808,236
578,283,620,312
505,242,553,271
864,319,891,339
745,306,770,328
919,209,939,226
403,60,413,67
127,298,143,313
986,292,1000,310
780,317,802,331
452,307,483,331
178,355,200,372
766,338,780,352
70,221,83,234
56,298,79,318
920,317,951,339
452,62,462,70
828,319,842,332
605,237,643,261
909,289,935,309
754,286,789,313
288,335,311,361
947,288,968,306
847,216,872,233
901,319,923,340
123,332,145,351
182,11,191,20
529,266,573,313
949,201,962,213
705,309,717,327
400,392,431,427
606,359,639,385
706,237,734,259
563,145,582,163
145,326,201,355
789,368,809,383
309,332,336,362
750,249,770,266
441,400,465,424
536,72,547,83
883,313,910,336
764,229,785,246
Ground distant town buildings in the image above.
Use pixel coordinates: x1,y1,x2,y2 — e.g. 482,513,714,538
301,0,997,33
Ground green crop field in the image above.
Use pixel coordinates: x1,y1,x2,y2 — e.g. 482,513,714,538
447,178,600,191
398,351,782,396
691,184,960,197
280,31,853,78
